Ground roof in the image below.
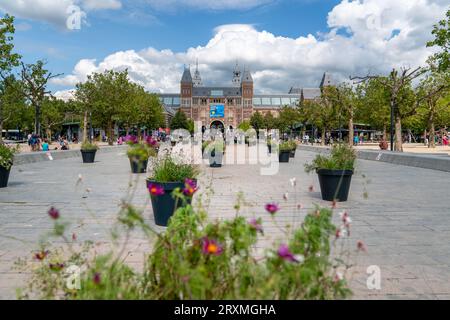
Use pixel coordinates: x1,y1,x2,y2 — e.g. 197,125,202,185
320,72,332,87
181,67,192,83
253,94,301,108
302,88,322,100
242,69,253,83
192,87,242,97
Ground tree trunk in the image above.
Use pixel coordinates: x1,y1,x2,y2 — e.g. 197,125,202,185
107,120,114,146
321,129,326,146
429,122,436,148
83,111,88,144
348,117,354,147
382,125,387,141
394,114,403,152
34,103,41,136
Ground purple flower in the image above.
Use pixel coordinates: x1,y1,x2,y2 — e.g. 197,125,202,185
248,218,264,234
277,244,299,263
201,237,223,256
124,135,138,145
183,179,198,197
48,207,60,220
265,203,279,215
145,136,158,147
148,183,165,196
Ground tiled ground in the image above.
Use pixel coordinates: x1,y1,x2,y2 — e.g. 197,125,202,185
1,144,449,299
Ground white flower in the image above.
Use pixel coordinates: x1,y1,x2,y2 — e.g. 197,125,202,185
335,272,344,282
294,254,305,263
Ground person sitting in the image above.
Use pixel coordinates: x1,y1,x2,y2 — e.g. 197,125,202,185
379,139,388,150
42,139,49,152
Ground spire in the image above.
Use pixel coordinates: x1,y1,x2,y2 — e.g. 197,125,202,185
181,65,192,83
192,59,203,87
241,66,253,83
232,60,241,87
320,72,332,88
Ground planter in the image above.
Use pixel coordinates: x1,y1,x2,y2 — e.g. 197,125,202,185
0,165,11,188
147,180,195,227
81,150,97,163
279,151,290,163
267,145,272,154
209,150,223,168
317,169,353,202
129,157,148,174
289,149,296,158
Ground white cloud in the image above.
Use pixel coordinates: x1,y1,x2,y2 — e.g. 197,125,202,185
0,0,122,28
146,0,272,11
51,0,448,94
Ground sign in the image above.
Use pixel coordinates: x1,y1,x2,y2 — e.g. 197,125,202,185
210,105,224,118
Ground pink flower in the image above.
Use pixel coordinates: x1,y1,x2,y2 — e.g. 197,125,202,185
183,179,198,197
248,218,264,234
265,203,279,215
146,136,158,147
277,244,299,263
148,183,165,196
34,250,49,261
124,135,138,145
201,237,223,256
48,207,60,220
357,240,367,252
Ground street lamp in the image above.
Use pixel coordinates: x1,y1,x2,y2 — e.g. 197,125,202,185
89,112,92,143
390,103,394,151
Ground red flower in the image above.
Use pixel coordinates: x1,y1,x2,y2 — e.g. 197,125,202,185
49,263,65,271
183,179,198,197
34,250,49,261
265,203,279,215
148,183,165,196
201,237,223,256
93,272,101,285
357,240,367,252
48,207,60,220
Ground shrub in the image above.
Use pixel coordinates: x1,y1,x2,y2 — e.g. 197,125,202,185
150,156,199,183
304,144,356,173
279,141,292,152
126,135,158,161
80,142,99,151
0,143,18,170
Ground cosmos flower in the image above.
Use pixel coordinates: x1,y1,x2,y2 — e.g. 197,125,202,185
277,244,301,263
148,183,165,196
93,272,101,285
34,250,49,261
146,136,158,147
248,218,264,234
201,237,223,256
183,179,198,197
357,240,367,252
125,135,138,145
334,272,344,282
48,207,60,220
265,203,279,215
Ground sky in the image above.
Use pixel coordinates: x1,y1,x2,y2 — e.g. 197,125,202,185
0,0,448,99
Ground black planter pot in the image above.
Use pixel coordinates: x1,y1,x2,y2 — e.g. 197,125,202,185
81,150,97,163
129,157,148,174
267,145,272,154
289,149,296,158
279,151,290,163
209,150,223,168
0,165,11,188
147,180,195,227
317,169,353,202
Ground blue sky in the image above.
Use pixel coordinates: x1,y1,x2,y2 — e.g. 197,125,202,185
0,0,447,96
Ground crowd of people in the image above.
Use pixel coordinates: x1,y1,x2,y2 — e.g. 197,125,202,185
27,133,71,152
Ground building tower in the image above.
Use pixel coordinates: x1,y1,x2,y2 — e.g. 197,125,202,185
192,59,203,87
232,61,241,87
240,67,254,122
180,65,193,117
320,72,332,88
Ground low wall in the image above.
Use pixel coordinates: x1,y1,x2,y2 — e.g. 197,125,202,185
298,145,450,173
13,145,128,166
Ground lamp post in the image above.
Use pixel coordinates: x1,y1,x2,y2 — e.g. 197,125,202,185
89,112,92,143
390,101,394,151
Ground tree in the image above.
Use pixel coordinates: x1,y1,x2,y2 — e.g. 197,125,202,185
275,106,301,135
170,109,189,130
263,112,275,130
415,71,450,147
299,87,338,145
20,60,62,137
0,76,29,133
0,14,21,142
335,83,359,146
76,70,134,145
40,96,69,140
351,67,426,151
250,111,265,131
427,9,450,72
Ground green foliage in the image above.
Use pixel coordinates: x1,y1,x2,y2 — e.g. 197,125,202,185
0,14,21,76
427,9,450,72
150,156,199,183
250,111,265,130
275,106,302,133
127,143,156,161
0,143,17,169
170,110,189,130
305,144,356,173
263,112,276,130
237,120,252,132
80,142,99,151
19,199,351,300
279,141,293,152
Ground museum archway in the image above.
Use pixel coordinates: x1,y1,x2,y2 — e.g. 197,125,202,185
210,120,225,133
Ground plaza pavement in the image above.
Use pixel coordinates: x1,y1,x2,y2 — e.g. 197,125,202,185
0,145,450,299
